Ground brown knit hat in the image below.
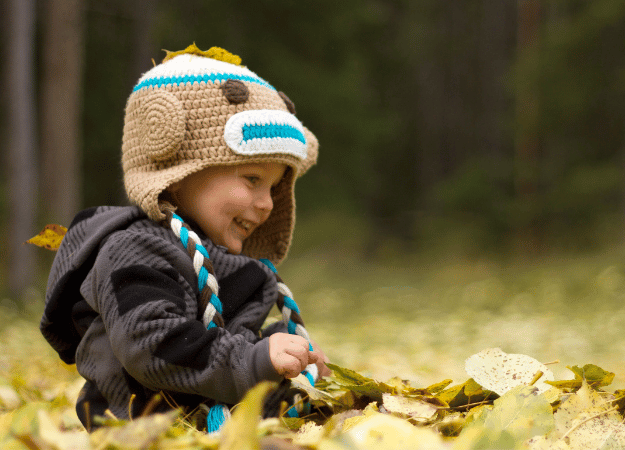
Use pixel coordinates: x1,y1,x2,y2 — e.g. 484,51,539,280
121,45,318,264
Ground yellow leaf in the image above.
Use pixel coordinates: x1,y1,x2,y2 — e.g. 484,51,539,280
426,379,454,395
25,225,67,251
293,421,325,447
219,382,276,450
382,393,439,421
465,348,555,396
343,413,448,449
35,410,89,450
90,411,177,449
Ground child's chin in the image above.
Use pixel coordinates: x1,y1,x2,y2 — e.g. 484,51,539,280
224,241,243,255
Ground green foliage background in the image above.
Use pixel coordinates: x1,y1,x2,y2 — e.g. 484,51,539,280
75,0,625,260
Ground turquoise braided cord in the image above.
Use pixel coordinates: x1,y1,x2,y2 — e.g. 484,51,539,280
165,214,316,429
260,259,316,420
169,212,224,329
259,258,318,384
164,210,231,432
206,404,231,434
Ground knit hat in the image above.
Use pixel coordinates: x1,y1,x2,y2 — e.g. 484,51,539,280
121,45,319,264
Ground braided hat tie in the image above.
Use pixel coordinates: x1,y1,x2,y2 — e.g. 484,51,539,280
164,210,317,431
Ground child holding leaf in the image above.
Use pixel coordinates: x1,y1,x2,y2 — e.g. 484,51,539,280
40,44,330,432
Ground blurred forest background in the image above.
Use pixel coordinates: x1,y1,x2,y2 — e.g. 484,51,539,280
3,0,625,300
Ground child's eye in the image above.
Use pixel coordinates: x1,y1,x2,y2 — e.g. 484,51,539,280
245,176,260,185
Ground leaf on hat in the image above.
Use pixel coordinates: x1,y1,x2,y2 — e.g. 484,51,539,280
25,224,67,251
162,43,242,66
465,347,555,396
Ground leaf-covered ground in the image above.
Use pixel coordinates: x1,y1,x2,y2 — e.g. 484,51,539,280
3,249,625,448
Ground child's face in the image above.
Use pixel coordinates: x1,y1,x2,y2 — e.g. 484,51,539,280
170,162,287,254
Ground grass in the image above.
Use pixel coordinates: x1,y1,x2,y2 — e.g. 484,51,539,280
280,241,625,390
3,233,625,424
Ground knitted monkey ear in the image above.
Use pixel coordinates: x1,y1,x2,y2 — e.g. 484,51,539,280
138,90,186,162
298,126,319,176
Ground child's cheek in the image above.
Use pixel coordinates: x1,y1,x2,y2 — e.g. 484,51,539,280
229,186,251,202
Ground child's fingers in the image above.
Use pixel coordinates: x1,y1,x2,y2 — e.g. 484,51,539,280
309,339,332,377
307,349,320,363
269,333,317,378
316,361,332,377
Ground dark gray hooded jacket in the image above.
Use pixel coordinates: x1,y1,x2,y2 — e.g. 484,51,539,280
41,206,285,430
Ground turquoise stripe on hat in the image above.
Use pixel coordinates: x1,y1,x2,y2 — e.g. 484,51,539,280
242,124,306,144
133,73,275,92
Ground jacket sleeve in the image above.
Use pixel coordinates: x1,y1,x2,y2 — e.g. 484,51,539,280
88,230,282,405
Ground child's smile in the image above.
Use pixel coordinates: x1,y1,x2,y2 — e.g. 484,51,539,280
170,162,287,254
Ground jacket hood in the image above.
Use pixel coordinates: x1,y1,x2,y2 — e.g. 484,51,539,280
41,206,146,364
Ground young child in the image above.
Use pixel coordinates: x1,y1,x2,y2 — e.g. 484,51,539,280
40,44,330,432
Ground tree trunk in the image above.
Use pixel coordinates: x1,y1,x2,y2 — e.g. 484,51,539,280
478,0,516,162
515,0,542,254
40,0,86,225
7,0,38,297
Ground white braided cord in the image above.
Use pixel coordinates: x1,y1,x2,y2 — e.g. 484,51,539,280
203,303,218,329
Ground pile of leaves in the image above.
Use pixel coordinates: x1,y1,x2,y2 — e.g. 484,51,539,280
2,347,625,450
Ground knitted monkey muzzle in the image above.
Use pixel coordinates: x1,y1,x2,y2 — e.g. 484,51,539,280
224,110,308,160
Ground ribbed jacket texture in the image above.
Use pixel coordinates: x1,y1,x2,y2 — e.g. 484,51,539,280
41,206,285,430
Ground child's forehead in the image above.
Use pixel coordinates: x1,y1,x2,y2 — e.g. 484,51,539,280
232,162,288,173
187,162,288,182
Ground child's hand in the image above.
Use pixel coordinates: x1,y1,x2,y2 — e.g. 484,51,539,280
310,339,332,378
269,333,320,378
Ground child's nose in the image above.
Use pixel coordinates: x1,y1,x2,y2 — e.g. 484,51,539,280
256,189,274,214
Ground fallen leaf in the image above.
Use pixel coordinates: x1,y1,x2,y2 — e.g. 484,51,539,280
90,411,177,449
325,363,395,401
553,381,614,437
25,225,67,251
527,435,570,450
567,364,615,387
452,426,518,450
35,410,89,450
465,348,555,396
436,378,496,408
343,413,449,450
465,385,554,442
289,377,344,406
0,386,21,410
293,421,325,447
547,364,615,392
426,379,454,395
220,382,276,450
382,393,439,421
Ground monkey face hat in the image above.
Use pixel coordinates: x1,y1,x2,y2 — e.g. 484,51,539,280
122,45,319,264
